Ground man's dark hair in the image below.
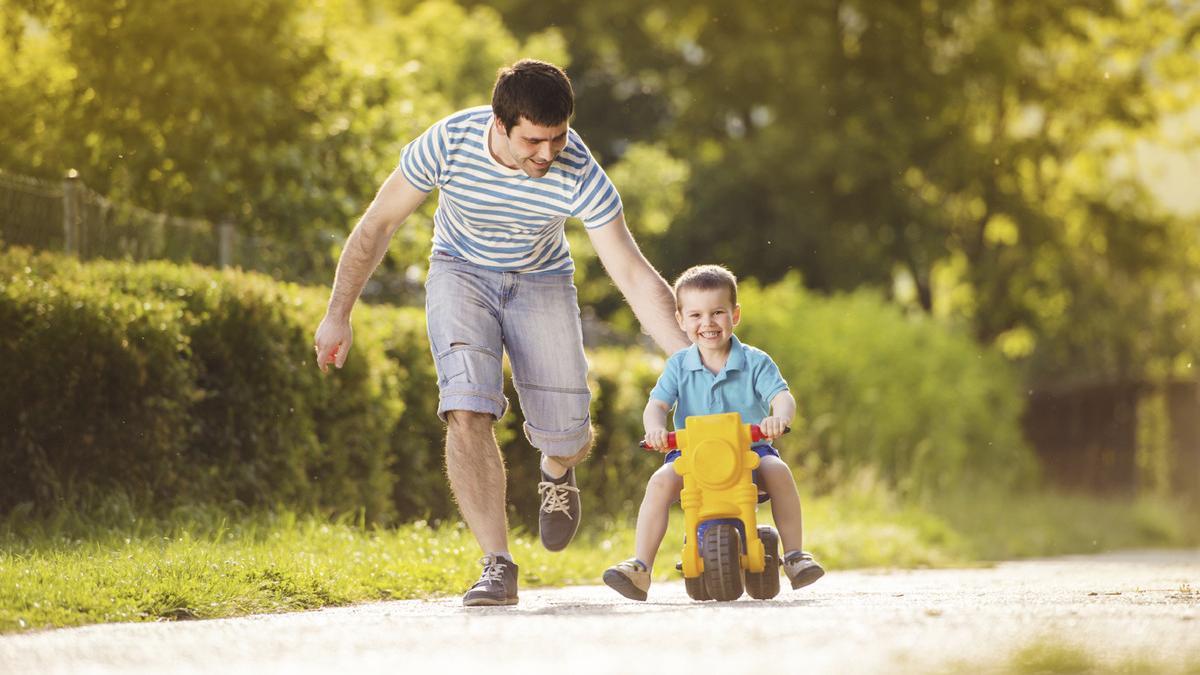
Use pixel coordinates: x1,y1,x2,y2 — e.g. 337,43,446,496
491,59,574,133
673,264,738,309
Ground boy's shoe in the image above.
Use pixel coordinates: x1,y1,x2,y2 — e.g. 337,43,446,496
462,555,519,606
537,467,581,551
603,558,650,601
783,551,825,590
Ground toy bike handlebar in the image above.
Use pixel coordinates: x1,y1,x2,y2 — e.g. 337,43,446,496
638,424,790,451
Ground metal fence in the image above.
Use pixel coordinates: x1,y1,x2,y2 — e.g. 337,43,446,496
0,168,335,285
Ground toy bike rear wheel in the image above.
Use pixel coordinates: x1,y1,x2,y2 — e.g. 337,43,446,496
745,526,781,600
684,575,710,601
700,523,744,601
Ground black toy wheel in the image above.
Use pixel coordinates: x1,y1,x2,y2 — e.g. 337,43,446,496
700,523,744,601
745,526,781,600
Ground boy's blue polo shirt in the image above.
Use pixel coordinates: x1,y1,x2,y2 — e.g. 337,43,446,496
649,335,789,443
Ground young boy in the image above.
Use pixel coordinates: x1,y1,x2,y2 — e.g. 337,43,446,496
603,264,825,601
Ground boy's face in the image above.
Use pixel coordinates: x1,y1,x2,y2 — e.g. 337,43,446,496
675,287,741,350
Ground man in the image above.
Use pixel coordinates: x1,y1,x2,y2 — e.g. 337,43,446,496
313,59,687,607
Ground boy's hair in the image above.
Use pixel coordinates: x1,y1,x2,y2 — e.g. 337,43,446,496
492,59,574,132
673,264,738,309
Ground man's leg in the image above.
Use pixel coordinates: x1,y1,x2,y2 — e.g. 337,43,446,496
423,255,517,605
500,275,594,551
541,432,592,478
445,410,508,554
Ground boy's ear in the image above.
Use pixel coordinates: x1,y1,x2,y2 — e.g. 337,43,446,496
675,310,685,330
732,304,741,326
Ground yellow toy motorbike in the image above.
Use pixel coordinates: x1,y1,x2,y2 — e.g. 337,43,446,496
641,412,785,602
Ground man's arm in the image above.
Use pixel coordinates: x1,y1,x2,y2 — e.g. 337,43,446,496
586,212,689,354
314,168,429,371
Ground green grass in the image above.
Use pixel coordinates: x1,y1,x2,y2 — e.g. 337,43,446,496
1,478,1196,634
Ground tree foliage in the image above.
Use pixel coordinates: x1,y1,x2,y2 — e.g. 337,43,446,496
2,0,1199,383
479,0,1200,383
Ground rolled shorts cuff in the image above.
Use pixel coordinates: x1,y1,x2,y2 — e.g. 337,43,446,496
524,416,592,457
437,387,509,422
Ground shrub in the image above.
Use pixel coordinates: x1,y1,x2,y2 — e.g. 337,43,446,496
737,274,1036,497
0,252,193,508
0,249,1035,523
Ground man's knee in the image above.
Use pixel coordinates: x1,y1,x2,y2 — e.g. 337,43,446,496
447,409,493,429
549,426,594,468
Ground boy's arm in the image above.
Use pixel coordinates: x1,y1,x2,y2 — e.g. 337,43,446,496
643,399,672,451
761,390,797,439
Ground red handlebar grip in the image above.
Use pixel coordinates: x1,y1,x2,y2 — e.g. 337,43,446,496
639,431,678,451
639,425,788,450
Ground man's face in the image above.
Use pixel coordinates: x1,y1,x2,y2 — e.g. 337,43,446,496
497,117,570,177
675,287,741,350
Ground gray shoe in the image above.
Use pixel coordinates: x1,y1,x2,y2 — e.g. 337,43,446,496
603,558,650,601
537,467,581,551
462,555,519,606
783,551,825,590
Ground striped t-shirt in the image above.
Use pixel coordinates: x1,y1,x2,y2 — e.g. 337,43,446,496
399,105,623,275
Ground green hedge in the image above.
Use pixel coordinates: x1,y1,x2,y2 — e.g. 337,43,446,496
737,274,1037,496
0,249,1034,524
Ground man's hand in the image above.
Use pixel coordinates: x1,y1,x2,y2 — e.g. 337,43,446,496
643,428,671,453
314,316,352,373
758,415,790,440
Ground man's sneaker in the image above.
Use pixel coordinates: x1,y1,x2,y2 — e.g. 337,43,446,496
783,551,825,590
462,554,519,607
537,467,581,551
603,558,650,601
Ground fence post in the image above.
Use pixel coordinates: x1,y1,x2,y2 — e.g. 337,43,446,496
218,221,236,268
62,170,79,255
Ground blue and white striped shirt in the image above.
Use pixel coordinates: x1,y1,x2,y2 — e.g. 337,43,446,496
399,106,623,275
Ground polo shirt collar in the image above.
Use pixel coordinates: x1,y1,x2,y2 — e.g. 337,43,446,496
682,335,747,374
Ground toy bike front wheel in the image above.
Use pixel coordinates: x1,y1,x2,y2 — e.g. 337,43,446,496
701,523,744,601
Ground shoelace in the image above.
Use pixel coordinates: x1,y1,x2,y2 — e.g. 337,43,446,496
476,557,508,584
537,480,580,518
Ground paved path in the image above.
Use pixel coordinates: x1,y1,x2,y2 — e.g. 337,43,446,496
2,550,1198,674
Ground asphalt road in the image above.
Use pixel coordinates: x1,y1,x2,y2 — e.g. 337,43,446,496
2,549,1197,674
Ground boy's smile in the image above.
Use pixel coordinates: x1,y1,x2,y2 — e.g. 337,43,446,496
676,287,741,356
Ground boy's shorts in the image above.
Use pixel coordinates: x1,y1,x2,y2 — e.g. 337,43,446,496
424,252,592,457
665,445,780,503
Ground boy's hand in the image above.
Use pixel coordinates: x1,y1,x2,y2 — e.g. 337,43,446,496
759,416,790,440
644,428,671,452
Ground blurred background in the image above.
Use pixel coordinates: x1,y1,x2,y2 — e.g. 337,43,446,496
2,0,1198,527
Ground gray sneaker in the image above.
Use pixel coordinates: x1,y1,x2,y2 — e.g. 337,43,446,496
603,558,650,601
783,551,825,590
537,467,581,551
462,555,519,606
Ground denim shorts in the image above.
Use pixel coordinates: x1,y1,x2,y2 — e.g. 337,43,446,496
424,252,592,457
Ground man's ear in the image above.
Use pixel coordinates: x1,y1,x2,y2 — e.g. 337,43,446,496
732,304,742,326
494,117,508,137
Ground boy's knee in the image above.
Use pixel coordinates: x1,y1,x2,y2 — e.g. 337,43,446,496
645,467,681,497
757,456,793,483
